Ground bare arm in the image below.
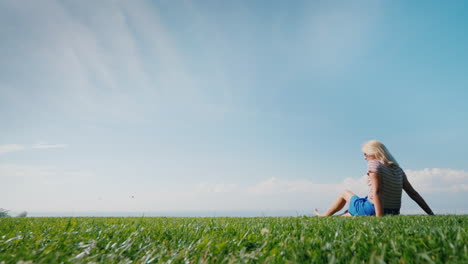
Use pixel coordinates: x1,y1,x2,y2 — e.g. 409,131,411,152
403,175,434,215
369,172,384,217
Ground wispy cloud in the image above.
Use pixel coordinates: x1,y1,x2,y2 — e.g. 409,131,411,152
246,177,343,195
32,142,68,149
0,143,67,155
1,0,188,121
195,183,239,193
1,0,382,124
0,144,26,154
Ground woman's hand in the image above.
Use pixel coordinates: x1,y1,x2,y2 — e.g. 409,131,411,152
403,175,434,215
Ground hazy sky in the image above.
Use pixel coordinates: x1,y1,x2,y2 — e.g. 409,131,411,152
1,0,467,215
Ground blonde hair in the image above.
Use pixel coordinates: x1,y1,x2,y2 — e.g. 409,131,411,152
361,140,399,167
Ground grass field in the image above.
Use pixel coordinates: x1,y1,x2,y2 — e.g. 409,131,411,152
0,215,466,263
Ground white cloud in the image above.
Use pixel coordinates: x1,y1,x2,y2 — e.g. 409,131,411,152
32,142,68,149
0,144,26,154
246,177,342,195
195,183,239,193
0,143,67,155
405,168,468,193
0,1,167,121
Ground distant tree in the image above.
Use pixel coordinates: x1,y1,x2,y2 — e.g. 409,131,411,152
17,211,28,217
0,208,10,217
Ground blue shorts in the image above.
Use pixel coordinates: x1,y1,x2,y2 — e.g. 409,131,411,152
348,195,375,216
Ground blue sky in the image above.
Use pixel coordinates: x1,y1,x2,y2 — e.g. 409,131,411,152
1,0,467,215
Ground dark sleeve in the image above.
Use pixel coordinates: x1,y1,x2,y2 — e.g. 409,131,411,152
400,167,408,180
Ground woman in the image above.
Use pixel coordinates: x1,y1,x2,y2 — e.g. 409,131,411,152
314,140,434,217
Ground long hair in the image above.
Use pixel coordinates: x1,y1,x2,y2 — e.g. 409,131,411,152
361,140,399,167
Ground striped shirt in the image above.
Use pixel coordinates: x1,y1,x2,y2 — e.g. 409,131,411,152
367,160,406,209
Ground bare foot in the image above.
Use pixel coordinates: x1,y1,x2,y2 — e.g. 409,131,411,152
341,212,352,217
314,208,325,217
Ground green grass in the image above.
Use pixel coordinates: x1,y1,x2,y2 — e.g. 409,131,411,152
0,216,466,263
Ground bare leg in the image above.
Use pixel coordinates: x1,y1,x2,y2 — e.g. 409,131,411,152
315,189,356,216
